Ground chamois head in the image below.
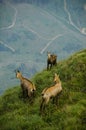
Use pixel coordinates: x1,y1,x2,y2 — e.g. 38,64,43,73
54,73,60,83
16,70,22,79
47,52,51,59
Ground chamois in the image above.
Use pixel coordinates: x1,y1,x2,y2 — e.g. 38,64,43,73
40,73,62,113
16,70,36,101
47,52,57,70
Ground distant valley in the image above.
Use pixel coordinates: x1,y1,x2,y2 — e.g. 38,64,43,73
0,0,86,94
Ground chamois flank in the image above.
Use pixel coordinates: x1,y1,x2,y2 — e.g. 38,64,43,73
16,70,36,101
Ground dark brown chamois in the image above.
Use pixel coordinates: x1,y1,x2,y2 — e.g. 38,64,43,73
47,52,57,70
40,73,62,114
16,70,36,101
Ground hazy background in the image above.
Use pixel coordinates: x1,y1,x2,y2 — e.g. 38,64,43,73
0,0,86,94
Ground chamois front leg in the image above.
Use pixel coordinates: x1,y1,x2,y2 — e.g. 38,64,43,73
55,95,59,106
21,84,27,98
47,62,49,70
56,90,62,106
50,63,52,69
52,96,56,104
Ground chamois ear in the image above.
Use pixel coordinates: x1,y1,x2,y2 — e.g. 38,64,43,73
55,73,57,76
14,69,19,73
55,73,59,77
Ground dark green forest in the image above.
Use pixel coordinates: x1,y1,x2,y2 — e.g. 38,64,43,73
0,49,86,130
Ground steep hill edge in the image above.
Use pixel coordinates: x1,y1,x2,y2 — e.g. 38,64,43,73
0,49,86,130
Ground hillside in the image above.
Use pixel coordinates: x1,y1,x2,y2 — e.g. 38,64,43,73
0,49,86,130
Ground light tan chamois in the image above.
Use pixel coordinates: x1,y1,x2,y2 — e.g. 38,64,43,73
16,70,36,101
47,52,57,70
40,73,62,113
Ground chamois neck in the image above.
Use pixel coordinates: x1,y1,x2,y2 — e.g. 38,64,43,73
48,54,51,59
56,79,61,84
19,75,23,81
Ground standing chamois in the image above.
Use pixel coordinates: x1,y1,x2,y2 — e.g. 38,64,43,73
16,70,36,102
47,52,57,70
40,73,62,114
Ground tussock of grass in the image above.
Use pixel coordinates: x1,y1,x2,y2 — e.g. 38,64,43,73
0,49,86,130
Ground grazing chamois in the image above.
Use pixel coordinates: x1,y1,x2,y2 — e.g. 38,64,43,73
47,52,57,70
40,73,62,114
16,70,36,101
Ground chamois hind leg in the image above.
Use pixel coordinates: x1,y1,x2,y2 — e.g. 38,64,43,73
32,90,36,98
27,90,33,104
30,91,36,104
40,98,45,115
22,89,28,99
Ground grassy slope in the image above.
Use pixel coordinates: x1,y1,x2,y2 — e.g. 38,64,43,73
0,49,86,130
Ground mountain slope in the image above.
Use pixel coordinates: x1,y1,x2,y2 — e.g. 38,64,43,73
0,49,86,130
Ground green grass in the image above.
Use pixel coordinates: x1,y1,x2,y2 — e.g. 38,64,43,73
0,49,86,130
